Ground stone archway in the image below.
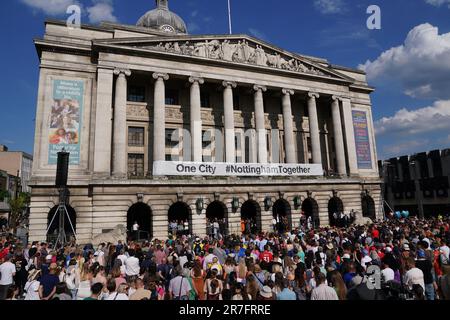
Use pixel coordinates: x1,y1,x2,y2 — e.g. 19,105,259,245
47,205,76,242
168,201,192,236
301,197,320,229
127,202,152,241
272,199,292,233
241,200,262,234
362,195,376,220
328,196,344,226
206,201,228,237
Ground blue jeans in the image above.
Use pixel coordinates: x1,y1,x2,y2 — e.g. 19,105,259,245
425,283,435,301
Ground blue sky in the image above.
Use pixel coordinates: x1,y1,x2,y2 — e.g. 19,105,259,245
1,0,450,160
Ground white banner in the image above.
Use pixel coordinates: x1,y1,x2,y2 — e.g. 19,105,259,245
153,161,323,177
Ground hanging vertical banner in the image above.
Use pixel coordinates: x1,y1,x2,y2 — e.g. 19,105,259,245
48,79,84,165
352,110,372,169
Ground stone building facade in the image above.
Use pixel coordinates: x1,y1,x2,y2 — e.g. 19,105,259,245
29,1,382,243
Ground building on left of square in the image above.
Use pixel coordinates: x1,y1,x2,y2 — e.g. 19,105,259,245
0,144,33,234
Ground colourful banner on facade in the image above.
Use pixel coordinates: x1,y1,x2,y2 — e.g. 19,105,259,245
352,110,372,169
48,79,84,165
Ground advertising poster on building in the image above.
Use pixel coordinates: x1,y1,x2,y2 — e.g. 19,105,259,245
48,79,84,165
352,110,372,169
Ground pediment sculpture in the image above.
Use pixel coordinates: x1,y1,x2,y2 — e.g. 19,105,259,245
140,39,327,76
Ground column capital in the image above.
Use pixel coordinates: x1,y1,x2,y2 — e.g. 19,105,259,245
282,88,295,96
113,68,131,77
331,95,342,102
253,85,267,93
189,76,205,85
222,81,237,89
308,92,320,99
152,72,169,81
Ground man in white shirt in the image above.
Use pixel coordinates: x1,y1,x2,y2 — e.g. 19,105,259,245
117,249,128,265
381,261,395,283
0,254,16,300
404,258,425,291
124,250,140,280
169,267,191,300
440,239,450,264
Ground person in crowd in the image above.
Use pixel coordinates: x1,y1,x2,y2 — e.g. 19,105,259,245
84,283,104,301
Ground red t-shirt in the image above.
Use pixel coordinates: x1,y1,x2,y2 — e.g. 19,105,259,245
260,251,273,263
372,229,380,239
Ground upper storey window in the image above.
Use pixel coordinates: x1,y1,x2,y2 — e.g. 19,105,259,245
127,85,146,103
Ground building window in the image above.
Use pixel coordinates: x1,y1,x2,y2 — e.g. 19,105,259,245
128,154,144,177
166,89,179,105
165,129,179,148
127,85,146,102
128,127,145,147
201,92,210,108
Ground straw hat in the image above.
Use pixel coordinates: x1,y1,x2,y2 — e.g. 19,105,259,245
260,286,273,299
28,269,41,282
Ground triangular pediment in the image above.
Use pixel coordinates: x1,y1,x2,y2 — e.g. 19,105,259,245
93,35,353,82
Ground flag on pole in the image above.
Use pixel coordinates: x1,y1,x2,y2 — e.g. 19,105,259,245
228,0,232,34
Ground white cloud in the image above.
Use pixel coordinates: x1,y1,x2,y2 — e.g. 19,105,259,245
375,100,450,136
383,139,430,156
425,0,450,8
21,0,79,15
314,0,345,14
87,0,117,24
359,23,450,99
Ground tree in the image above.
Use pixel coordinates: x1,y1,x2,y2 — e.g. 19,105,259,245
8,192,30,234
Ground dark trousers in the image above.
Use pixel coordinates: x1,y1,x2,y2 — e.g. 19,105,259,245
0,284,11,300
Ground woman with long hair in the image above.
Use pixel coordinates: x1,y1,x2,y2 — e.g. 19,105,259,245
76,263,93,300
235,258,248,283
232,282,251,300
191,260,206,300
204,270,223,300
328,270,347,300
245,274,259,300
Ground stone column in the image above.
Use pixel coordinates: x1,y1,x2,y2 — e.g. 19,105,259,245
282,89,296,164
112,68,131,178
223,81,237,163
307,92,322,165
331,96,347,175
152,73,169,162
93,68,114,176
254,85,268,163
189,77,204,163
341,97,358,175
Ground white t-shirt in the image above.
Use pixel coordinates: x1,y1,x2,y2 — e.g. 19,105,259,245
381,268,395,282
0,261,16,285
24,280,40,300
440,245,450,263
117,254,128,265
133,224,139,231
106,292,129,300
404,268,425,291
125,256,140,276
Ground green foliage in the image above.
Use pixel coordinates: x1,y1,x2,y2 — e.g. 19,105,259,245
0,189,10,201
8,192,30,232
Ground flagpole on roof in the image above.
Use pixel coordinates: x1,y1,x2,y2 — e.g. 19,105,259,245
228,0,232,35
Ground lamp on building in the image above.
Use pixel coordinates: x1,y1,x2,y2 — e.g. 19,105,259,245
264,196,273,211
196,198,204,211
232,197,239,211
293,196,301,209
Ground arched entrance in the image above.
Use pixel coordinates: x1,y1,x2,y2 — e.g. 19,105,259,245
168,202,192,236
241,200,261,234
328,197,344,226
301,198,320,229
272,199,292,233
206,201,228,238
47,205,76,243
362,195,376,220
127,202,152,241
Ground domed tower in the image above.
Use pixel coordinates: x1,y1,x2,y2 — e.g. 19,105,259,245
137,0,188,34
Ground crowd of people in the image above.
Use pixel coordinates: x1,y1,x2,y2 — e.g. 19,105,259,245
0,215,450,301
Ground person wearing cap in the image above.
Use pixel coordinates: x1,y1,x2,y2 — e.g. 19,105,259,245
0,254,16,300
415,249,436,300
